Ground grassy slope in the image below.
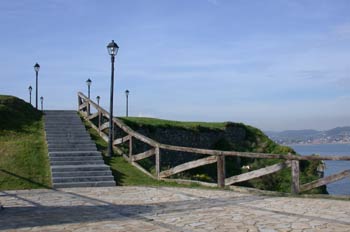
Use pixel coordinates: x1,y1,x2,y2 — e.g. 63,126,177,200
0,95,51,190
118,117,325,194
82,118,203,188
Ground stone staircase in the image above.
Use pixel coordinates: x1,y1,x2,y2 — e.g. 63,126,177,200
44,110,115,188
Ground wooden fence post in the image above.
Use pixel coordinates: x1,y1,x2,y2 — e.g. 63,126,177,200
78,95,81,112
217,154,225,188
98,110,101,132
129,136,133,162
155,146,160,179
291,160,300,194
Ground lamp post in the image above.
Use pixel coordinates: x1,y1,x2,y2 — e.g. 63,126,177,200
125,89,129,117
107,40,119,156
34,63,40,109
96,96,100,106
40,96,44,111
86,78,92,115
86,79,92,98
28,86,32,104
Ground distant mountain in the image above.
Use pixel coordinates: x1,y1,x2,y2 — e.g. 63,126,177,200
265,127,350,145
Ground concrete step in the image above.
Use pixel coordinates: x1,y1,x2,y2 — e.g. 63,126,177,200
51,170,112,178
49,151,102,157
51,164,111,172
47,140,93,145
45,136,91,140
50,156,102,162
44,121,83,124
53,181,115,188
46,139,93,144
52,176,114,183
50,160,104,166
46,135,91,139
45,125,85,129
48,143,95,148
45,131,89,135
48,147,97,152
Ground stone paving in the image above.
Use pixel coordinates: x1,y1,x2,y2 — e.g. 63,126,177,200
0,186,350,232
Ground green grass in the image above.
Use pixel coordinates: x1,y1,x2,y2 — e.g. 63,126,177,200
0,95,51,190
119,117,227,131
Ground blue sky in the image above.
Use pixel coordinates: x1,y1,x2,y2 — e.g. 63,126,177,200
1,0,350,131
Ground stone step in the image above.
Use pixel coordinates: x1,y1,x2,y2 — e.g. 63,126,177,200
46,134,91,140
44,118,82,121
46,135,91,139
50,156,102,162
44,120,83,124
49,151,102,157
48,143,95,148
51,170,112,178
48,147,97,152
46,133,89,137
46,139,93,144
51,164,110,172
53,181,115,188
45,128,86,132
46,138,92,142
45,131,89,135
47,143,94,148
50,160,104,166
52,176,114,183
45,125,86,129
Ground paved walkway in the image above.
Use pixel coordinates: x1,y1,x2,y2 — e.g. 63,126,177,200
0,187,350,232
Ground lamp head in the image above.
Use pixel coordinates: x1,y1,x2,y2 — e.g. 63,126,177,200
107,40,119,56
86,78,92,87
34,63,40,72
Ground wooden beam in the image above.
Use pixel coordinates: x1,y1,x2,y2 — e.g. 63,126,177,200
159,143,350,161
300,169,350,192
100,122,110,131
225,161,291,185
86,119,109,142
161,178,217,187
88,112,99,120
131,161,156,179
98,111,102,132
129,136,133,162
78,102,88,111
132,148,155,162
291,160,300,194
217,155,225,188
113,135,131,145
159,156,217,178
155,146,160,179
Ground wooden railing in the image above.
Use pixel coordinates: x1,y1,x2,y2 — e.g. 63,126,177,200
78,92,350,194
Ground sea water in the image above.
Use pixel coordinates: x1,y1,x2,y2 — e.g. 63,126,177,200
291,144,350,195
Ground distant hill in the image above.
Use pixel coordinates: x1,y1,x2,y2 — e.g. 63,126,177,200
265,127,350,145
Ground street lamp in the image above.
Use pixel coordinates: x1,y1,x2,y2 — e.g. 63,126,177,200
86,78,92,115
96,96,100,106
28,86,32,104
34,63,40,109
40,96,44,111
107,40,119,156
125,89,129,117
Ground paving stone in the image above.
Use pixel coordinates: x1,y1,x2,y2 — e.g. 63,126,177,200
1,186,350,231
